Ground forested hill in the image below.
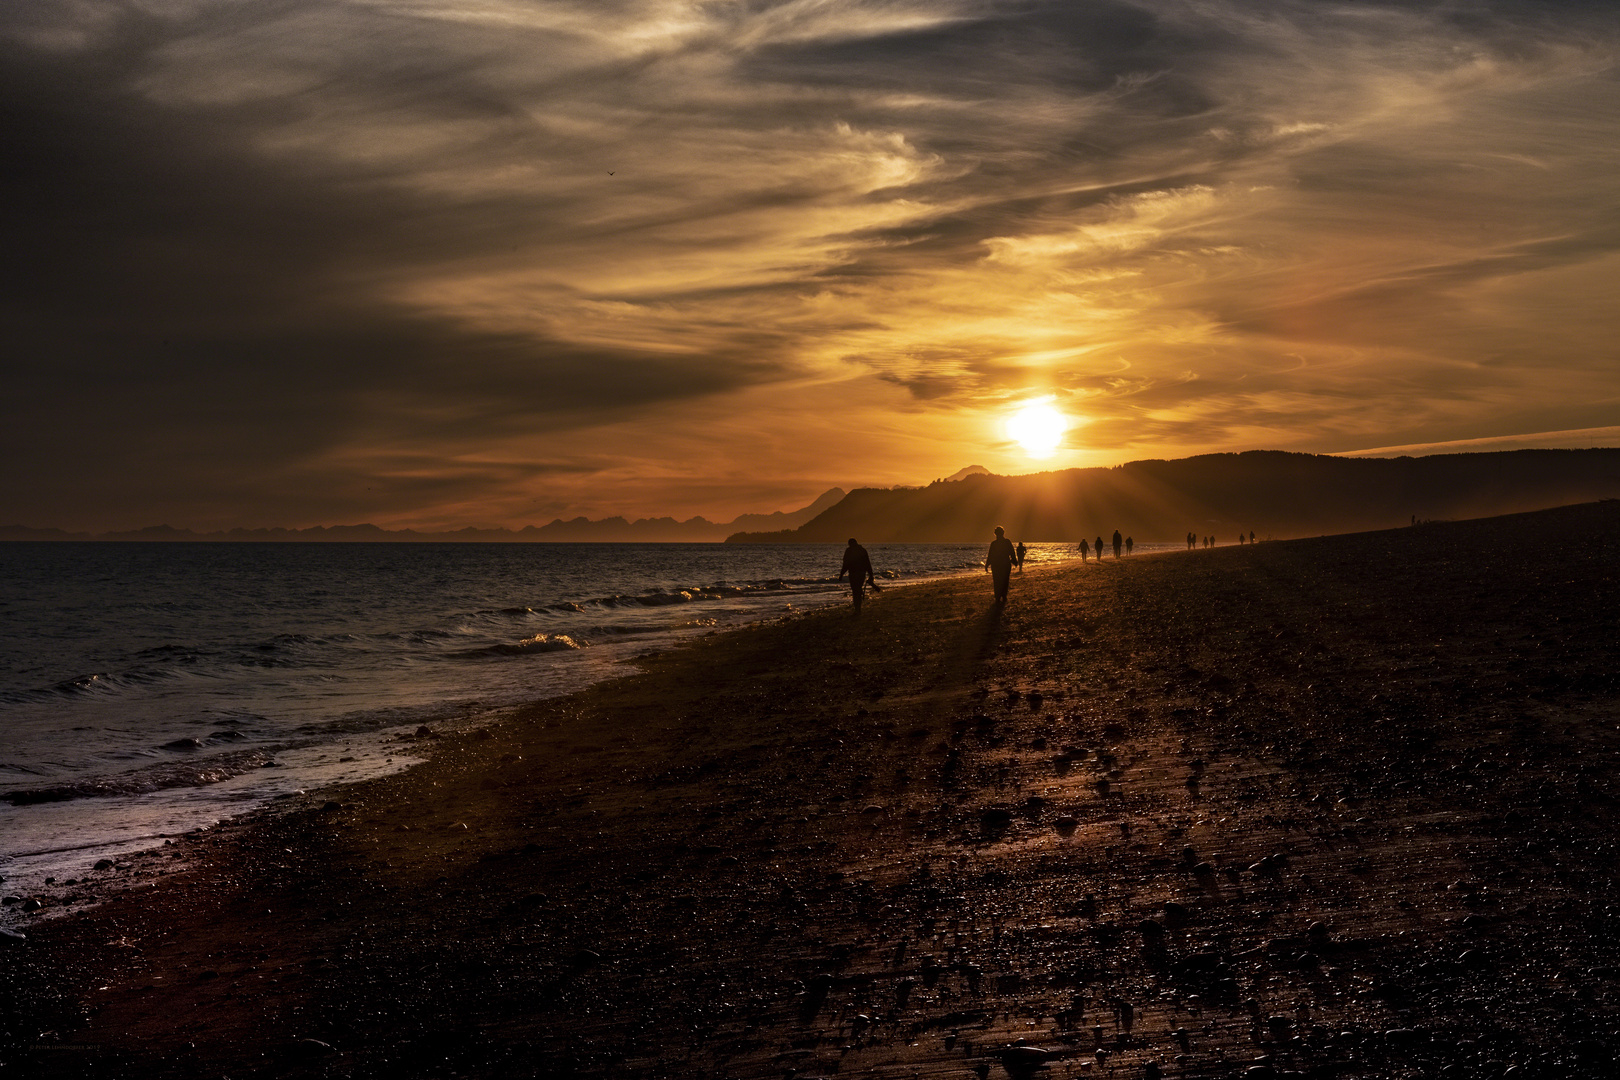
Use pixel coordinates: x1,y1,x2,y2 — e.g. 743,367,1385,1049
725,449,1620,543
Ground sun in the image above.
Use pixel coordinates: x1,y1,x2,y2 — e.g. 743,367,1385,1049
1005,399,1067,458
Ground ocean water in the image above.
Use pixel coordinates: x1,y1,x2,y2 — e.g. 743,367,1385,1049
4,540,1114,905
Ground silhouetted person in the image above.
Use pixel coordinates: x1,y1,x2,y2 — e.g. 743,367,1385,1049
1079,538,1089,561
985,526,1016,603
1016,541,1027,571
1112,530,1122,559
1249,530,1256,544
838,537,875,612
1125,536,1133,555
1095,536,1104,562
1187,531,1195,550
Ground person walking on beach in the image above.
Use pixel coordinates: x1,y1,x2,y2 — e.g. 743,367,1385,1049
838,538,875,612
1016,541,1027,571
1095,535,1105,562
1079,538,1090,561
1125,536,1134,556
986,526,1016,603
1112,530,1123,559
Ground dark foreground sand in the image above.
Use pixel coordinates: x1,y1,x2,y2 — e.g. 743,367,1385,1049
4,502,1618,1079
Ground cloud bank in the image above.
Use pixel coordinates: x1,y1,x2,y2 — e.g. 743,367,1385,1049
2,0,1617,528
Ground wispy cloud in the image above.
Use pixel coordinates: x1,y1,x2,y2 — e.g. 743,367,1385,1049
2,0,1617,528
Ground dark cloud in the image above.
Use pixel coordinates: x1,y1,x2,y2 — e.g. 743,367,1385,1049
0,15,787,527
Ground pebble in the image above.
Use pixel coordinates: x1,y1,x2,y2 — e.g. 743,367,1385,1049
996,1044,1050,1076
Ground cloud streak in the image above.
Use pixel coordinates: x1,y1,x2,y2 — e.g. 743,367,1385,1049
2,0,1617,528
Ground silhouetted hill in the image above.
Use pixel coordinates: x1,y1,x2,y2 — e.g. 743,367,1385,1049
725,449,1620,543
525,487,844,541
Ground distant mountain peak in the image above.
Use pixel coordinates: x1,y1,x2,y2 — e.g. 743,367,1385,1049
943,465,990,482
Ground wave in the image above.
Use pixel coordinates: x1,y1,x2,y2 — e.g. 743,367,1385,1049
159,730,247,751
462,633,584,658
569,579,836,611
3,748,282,806
25,666,194,700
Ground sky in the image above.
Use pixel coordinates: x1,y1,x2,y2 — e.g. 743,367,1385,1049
3,0,1617,531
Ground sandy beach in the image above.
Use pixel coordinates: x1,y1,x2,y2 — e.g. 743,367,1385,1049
5,501,1618,1079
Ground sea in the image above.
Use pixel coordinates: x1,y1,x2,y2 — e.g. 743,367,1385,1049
0,539,1115,909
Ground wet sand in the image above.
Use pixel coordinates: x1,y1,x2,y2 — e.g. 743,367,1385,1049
5,500,1619,1079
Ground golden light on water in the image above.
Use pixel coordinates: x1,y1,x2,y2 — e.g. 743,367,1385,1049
1005,399,1068,458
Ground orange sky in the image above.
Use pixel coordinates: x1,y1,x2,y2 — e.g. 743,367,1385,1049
3,1,1618,530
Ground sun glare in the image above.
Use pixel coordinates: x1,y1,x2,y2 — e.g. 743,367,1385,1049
1006,399,1067,458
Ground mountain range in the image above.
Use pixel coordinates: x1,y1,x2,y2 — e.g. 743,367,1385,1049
0,488,846,543
726,449,1620,543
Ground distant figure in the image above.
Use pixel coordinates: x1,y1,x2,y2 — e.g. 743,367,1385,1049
1095,536,1105,562
1112,530,1123,559
1125,536,1134,556
985,526,1016,603
1238,533,1245,545
1016,541,1027,571
1079,538,1090,561
1187,531,1195,550
837,538,875,612
1249,530,1256,543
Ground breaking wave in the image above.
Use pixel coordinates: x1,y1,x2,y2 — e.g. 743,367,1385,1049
472,633,584,657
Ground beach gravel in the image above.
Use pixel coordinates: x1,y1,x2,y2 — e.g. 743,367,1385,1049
2,500,1617,1078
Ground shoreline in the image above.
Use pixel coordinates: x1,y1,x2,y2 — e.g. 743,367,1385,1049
0,551,993,908
4,502,1617,1078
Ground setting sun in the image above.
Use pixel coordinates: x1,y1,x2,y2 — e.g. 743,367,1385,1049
1006,399,1068,458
